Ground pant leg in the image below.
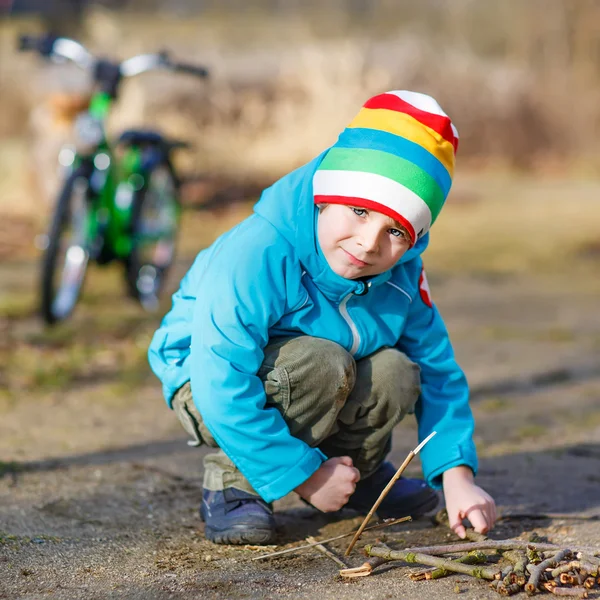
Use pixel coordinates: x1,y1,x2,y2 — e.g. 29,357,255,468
171,336,356,495
318,347,421,478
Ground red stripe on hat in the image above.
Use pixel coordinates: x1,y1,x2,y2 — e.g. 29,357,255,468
364,93,458,153
314,195,416,245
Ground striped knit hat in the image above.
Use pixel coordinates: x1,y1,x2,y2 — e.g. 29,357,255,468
313,90,458,245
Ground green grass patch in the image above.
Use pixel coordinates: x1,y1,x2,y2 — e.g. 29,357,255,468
0,461,24,478
0,291,37,320
515,424,546,440
476,397,512,413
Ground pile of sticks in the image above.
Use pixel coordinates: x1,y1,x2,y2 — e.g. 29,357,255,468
494,548,599,597
351,541,600,597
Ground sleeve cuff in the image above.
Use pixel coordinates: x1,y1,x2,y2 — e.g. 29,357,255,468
422,446,478,490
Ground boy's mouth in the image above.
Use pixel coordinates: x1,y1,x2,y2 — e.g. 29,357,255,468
342,248,369,267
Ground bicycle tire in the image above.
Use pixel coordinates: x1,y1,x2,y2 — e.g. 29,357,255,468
124,161,180,310
40,165,92,325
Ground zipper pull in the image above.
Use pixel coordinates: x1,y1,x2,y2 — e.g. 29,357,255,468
354,281,371,296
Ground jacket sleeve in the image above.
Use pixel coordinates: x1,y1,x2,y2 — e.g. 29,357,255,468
396,263,478,489
189,227,325,502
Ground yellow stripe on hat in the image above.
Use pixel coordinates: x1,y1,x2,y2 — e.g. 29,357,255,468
348,108,455,176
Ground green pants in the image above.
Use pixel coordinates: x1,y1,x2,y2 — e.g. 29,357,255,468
172,336,421,496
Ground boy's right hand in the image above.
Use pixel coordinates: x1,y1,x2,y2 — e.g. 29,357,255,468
294,456,360,512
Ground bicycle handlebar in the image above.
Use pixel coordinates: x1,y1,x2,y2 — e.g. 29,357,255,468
17,33,210,80
168,61,209,79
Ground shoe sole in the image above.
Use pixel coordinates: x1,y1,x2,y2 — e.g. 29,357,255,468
204,524,276,545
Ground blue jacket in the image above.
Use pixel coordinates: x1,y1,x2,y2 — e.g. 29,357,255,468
148,152,478,502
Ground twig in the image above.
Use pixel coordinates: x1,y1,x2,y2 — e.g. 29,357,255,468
344,431,437,556
364,545,501,580
409,550,487,581
339,541,391,578
499,512,600,522
339,556,388,578
525,548,572,595
251,516,411,561
503,550,528,586
542,584,588,598
577,552,600,567
497,582,522,596
371,540,564,556
551,561,583,578
305,536,348,568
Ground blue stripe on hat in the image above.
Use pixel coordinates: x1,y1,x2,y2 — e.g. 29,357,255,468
335,127,452,198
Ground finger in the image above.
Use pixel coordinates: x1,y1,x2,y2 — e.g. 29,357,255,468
448,509,466,539
468,509,489,535
337,456,354,468
453,523,466,539
487,501,496,531
479,497,495,531
350,467,361,482
490,499,497,527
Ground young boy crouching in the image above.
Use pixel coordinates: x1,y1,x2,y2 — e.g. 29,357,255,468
148,90,496,544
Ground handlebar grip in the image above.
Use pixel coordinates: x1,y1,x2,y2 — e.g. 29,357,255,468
18,34,38,52
17,33,58,57
173,63,209,78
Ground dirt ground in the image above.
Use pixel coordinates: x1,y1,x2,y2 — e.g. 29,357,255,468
1,176,600,599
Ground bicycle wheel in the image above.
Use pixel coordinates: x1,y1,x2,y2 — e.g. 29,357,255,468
40,166,92,325
125,162,180,310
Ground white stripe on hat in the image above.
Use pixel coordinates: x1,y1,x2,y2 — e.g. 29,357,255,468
387,90,459,139
313,169,433,236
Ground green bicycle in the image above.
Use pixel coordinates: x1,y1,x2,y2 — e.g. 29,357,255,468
18,33,209,325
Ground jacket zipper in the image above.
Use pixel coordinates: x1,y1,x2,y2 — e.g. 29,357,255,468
339,280,369,355
339,293,360,355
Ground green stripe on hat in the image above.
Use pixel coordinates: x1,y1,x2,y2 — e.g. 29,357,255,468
318,147,446,222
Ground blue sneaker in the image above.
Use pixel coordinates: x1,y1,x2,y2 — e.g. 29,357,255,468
200,488,276,545
346,462,439,518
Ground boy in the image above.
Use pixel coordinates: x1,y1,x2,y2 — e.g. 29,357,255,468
148,90,496,545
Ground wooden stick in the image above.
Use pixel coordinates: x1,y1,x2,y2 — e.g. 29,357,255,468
525,549,572,595
551,561,583,578
542,584,588,598
344,431,437,556
371,540,565,556
339,556,388,578
409,550,487,581
499,512,600,522
251,516,411,561
364,545,501,580
497,582,522,596
339,541,391,578
305,536,348,568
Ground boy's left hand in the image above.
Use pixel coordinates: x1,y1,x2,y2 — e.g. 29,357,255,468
442,465,496,538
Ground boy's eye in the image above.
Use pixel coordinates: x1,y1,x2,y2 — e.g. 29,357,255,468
351,207,367,217
389,228,406,238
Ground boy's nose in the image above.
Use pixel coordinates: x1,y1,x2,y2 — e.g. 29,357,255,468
358,227,381,253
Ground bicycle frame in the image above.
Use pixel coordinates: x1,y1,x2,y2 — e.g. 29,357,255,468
67,91,145,262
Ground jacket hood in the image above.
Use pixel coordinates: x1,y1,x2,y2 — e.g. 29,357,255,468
253,153,429,303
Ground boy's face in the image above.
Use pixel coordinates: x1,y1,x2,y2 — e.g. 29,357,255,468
317,204,411,279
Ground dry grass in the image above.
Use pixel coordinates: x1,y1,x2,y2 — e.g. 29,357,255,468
427,172,600,275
